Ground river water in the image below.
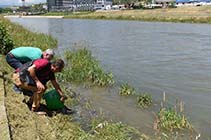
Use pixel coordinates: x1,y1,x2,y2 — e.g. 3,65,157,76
7,17,211,138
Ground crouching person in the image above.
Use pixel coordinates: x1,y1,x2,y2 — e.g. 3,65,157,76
13,58,66,114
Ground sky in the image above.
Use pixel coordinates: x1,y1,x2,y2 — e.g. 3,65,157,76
0,0,46,6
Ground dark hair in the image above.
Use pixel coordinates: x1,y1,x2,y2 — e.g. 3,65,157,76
52,59,65,70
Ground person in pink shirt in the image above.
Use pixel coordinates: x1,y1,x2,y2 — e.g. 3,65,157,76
15,58,66,114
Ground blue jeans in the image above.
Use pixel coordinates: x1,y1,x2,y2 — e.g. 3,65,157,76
6,53,23,70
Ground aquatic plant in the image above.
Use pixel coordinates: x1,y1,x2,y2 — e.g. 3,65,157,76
119,83,136,96
157,108,191,131
59,48,114,86
137,93,152,108
91,120,141,140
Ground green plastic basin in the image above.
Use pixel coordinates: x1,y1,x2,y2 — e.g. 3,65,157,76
43,89,64,110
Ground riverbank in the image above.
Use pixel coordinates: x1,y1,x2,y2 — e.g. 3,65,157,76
4,15,64,19
4,6,211,23
44,6,211,23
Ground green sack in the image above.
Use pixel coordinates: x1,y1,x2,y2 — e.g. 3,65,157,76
43,89,64,110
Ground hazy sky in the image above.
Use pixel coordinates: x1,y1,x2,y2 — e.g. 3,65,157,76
1,0,46,5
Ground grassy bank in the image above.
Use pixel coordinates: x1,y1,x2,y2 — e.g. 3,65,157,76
0,16,57,50
45,6,211,23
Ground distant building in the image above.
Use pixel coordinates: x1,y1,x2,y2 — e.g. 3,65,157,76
94,0,112,10
47,0,72,11
155,0,175,2
175,0,211,6
47,0,95,11
154,0,176,5
153,0,175,7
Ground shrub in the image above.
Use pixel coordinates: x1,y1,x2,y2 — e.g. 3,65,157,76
0,23,14,55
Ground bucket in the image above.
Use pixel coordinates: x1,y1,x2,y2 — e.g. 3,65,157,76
43,89,64,110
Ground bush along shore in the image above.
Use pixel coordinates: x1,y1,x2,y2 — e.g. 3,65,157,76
0,15,202,139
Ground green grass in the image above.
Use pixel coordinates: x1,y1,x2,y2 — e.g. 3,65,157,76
0,15,57,50
58,48,114,86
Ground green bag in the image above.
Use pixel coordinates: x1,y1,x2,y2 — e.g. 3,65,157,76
43,89,64,110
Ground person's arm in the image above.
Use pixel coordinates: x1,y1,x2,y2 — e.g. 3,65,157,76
28,64,45,92
51,79,67,102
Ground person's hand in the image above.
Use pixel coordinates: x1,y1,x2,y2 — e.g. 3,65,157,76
36,81,45,92
60,95,67,102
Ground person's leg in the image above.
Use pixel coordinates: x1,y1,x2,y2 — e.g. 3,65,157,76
6,53,23,70
31,89,45,111
32,92,39,111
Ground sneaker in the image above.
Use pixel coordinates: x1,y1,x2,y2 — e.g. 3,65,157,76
61,106,74,114
35,111,47,115
31,107,46,115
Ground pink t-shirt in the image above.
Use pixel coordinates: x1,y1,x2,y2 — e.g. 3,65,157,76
33,58,55,85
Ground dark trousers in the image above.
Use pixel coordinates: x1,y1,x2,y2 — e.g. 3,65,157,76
6,53,23,70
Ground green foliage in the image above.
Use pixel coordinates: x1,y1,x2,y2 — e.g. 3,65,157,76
91,120,141,140
158,108,191,131
0,8,12,13
49,116,142,140
0,16,57,51
137,93,152,108
59,48,114,86
119,83,136,96
0,23,14,54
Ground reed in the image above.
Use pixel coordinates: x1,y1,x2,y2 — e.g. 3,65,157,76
156,93,192,132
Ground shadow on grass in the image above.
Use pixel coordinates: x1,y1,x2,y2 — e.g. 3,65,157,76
24,101,75,117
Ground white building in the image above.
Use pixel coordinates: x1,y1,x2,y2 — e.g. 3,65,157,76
94,0,112,10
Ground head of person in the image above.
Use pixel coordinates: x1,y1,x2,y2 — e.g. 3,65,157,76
51,59,65,73
42,49,55,60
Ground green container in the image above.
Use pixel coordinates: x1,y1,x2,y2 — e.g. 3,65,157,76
43,89,64,110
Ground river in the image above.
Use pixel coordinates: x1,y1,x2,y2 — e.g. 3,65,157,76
7,17,211,139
